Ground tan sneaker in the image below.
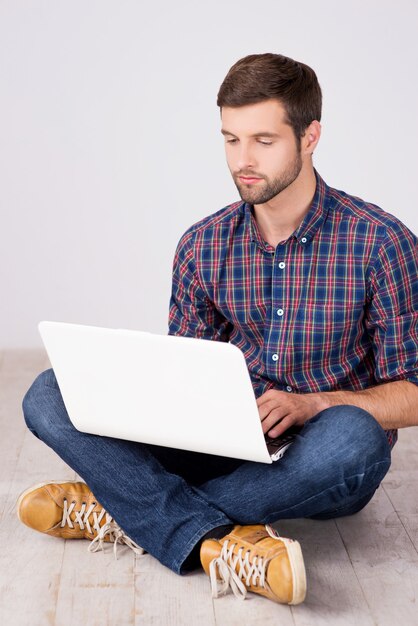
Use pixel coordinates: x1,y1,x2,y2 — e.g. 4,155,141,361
16,480,144,559
200,524,306,604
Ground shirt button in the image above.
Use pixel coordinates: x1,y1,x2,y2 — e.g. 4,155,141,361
272,353,278,361
286,385,292,392
276,308,284,316
301,237,307,243
278,262,285,269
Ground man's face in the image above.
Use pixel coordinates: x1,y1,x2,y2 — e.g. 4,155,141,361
221,99,304,205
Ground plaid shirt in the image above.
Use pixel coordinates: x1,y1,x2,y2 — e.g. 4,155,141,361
168,169,418,449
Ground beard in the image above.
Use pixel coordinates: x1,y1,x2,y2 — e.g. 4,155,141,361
233,149,303,205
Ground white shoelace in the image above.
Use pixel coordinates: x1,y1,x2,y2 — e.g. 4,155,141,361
209,524,281,601
61,499,113,534
60,498,144,560
88,521,145,560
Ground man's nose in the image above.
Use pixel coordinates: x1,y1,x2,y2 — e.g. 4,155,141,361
236,144,255,171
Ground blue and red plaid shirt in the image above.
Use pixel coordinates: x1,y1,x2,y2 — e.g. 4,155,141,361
168,169,418,449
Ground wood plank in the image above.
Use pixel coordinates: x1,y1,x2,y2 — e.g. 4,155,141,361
134,554,216,625
135,554,294,626
0,350,70,626
4,350,137,626
380,427,418,551
335,481,418,626
0,513,66,626
382,470,418,552
211,579,295,626
0,349,49,517
55,539,136,626
388,427,418,472
274,519,374,626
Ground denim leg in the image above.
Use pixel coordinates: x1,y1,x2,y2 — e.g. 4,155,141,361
195,405,391,524
21,368,233,574
22,369,391,575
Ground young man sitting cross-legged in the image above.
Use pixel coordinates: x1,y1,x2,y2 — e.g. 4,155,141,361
17,52,418,605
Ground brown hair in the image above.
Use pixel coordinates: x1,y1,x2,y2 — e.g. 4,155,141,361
217,53,322,149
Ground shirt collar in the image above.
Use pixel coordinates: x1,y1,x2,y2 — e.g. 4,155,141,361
241,168,331,252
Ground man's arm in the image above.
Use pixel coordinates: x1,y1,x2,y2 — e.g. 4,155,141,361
317,380,418,429
257,380,418,438
168,229,233,341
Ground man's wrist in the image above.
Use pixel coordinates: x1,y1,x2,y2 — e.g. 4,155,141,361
312,387,378,421
312,390,345,413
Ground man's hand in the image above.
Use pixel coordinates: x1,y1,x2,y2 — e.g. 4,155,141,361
257,380,418,435
256,389,328,437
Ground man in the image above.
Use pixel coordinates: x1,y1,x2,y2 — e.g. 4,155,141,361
18,53,418,605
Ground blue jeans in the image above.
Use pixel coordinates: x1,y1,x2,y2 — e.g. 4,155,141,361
22,368,391,574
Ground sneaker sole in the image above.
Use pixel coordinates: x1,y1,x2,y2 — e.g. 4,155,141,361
281,537,307,604
16,480,87,523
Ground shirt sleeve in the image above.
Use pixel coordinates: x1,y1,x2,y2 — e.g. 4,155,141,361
365,222,418,386
167,230,233,342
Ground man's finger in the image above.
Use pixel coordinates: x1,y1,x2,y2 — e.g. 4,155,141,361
261,408,289,434
256,389,283,407
258,402,279,420
258,394,289,420
256,391,271,407
267,415,295,438
259,403,287,423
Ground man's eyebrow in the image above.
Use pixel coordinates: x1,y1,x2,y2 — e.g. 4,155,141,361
220,129,280,138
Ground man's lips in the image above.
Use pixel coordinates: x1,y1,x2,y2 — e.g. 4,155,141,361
239,176,262,183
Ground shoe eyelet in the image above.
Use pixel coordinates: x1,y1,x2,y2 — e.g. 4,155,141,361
72,500,76,504
92,502,96,506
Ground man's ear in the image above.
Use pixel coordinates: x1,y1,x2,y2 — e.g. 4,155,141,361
303,120,321,155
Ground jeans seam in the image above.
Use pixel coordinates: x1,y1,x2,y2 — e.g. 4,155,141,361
261,458,391,523
172,516,233,574
319,493,374,516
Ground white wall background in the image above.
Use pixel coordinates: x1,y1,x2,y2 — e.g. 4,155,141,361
1,0,417,348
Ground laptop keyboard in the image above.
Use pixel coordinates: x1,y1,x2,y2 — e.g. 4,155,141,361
265,426,303,461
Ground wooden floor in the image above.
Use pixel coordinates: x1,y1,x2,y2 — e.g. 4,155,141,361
1,350,418,626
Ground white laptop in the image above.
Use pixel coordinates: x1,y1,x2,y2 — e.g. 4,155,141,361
38,321,299,464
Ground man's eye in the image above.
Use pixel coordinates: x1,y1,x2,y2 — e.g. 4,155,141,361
225,139,272,145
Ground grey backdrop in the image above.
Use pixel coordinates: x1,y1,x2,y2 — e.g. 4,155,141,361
1,0,417,348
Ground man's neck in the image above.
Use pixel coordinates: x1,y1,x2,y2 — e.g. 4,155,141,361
253,166,317,247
